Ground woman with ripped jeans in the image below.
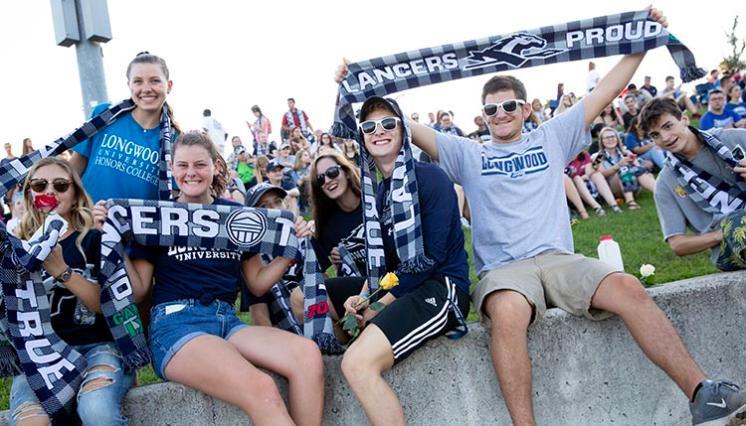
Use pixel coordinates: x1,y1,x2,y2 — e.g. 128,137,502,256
9,157,134,425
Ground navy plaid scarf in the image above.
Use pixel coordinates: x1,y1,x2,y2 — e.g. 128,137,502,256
0,99,174,200
260,240,344,354
665,128,746,219
102,200,343,354
357,98,433,294
331,9,704,140
0,216,87,423
0,100,173,422
338,244,361,277
302,239,344,353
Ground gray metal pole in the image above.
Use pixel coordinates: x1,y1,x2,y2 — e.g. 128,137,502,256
73,0,108,118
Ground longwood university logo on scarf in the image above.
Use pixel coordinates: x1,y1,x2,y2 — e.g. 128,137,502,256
331,9,705,138
101,200,344,355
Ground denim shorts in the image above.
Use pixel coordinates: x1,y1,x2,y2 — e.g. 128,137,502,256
149,299,248,380
9,342,134,426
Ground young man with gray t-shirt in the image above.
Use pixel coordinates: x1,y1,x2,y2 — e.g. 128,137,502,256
402,11,745,424
639,97,746,271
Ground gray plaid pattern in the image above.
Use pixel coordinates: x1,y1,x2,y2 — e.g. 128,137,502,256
158,104,174,200
358,98,432,293
0,218,86,422
666,128,746,219
0,100,136,195
269,282,303,335
302,238,344,354
331,9,704,137
390,116,433,274
337,244,361,277
359,154,387,294
101,200,346,355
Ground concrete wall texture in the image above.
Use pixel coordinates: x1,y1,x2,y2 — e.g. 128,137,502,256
2,272,744,425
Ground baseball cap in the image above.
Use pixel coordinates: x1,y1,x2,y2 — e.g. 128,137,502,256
235,145,247,154
266,158,284,173
246,183,287,207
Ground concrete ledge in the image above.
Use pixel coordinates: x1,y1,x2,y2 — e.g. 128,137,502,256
2,272,745,425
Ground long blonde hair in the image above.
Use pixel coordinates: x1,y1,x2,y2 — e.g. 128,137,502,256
17,157,95,261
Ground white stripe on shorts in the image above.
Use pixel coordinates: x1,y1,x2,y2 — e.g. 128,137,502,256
391,278,455,359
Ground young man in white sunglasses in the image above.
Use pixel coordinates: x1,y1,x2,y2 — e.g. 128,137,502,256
335,8,746,425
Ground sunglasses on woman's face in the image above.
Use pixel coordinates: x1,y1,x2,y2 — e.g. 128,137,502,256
315,165,341,186
359,117,401,135
29,178,72,193
482,99,525,117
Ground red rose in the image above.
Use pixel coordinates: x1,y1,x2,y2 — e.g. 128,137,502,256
33,194,59,213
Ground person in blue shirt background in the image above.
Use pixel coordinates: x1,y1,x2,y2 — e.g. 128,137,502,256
700,89,746,130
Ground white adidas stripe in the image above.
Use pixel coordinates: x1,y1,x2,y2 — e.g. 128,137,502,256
391,279,455,359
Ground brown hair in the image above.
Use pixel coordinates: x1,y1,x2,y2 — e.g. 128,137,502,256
22,138,33,156
639,98,683,132
310,151,361,240
172,131,227,198
481,75,527,104
126,51,181,133
294,149,311,171
18,157,95,261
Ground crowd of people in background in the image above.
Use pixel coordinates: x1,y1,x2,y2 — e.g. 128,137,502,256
2,29,746,422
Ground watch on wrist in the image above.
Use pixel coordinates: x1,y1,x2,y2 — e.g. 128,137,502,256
55,266,73,284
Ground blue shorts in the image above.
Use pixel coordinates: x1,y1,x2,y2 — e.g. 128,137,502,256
149,299,248,380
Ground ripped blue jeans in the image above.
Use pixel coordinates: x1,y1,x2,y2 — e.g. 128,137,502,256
9,342,135,426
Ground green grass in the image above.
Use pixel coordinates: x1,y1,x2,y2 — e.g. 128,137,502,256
0,190,717,410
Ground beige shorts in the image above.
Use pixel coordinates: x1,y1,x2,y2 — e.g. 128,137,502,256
473,251,618,327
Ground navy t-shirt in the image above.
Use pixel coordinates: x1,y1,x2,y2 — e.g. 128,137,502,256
48,230,113,346
377,161,470,297
312,202,366,276
130,199,250,306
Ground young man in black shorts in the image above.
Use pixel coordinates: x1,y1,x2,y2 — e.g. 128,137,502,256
333,96,470,425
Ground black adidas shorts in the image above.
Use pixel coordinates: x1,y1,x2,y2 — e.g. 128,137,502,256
326,275,470,364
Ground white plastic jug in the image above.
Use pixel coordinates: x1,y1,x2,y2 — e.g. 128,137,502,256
597,235,624,272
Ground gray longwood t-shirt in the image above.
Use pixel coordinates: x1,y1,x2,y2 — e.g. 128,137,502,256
436,101,590,274
654,128,746,264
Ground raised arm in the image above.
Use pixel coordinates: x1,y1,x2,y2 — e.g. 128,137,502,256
582,7,668,128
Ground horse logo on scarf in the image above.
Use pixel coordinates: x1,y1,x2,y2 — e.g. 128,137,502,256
462,33,566,71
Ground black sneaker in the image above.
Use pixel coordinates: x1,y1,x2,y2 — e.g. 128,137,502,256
690,380,746,425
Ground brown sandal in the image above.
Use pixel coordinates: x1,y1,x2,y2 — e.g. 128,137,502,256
627,201,640,210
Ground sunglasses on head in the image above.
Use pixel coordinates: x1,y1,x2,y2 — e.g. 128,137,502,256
315,165,341,186
359,117,401,135
29,178,72,193
482,99,525,117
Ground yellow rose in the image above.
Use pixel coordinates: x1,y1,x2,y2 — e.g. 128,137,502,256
380,273,399,290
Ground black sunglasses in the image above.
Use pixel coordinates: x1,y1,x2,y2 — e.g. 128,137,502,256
359,117,401,135
315,165,341,186
482,99,525,117
29,178,72,193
